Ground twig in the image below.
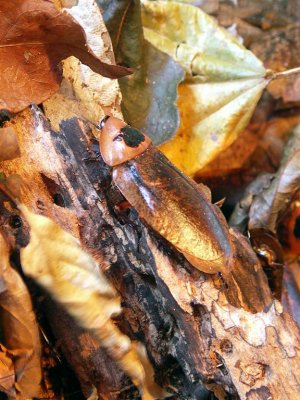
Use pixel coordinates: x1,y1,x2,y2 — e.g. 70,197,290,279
271,66,300,80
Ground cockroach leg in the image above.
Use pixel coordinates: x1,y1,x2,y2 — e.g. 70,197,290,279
215,197,226,208
218,272,229,289
82,151,101,162
115,200,132,213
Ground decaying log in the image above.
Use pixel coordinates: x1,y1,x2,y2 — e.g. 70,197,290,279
1,105,300,399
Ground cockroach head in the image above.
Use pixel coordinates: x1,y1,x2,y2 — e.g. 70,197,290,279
98,116,151,166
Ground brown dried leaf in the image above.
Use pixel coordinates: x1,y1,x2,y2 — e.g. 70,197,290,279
229,173,274,233
0,127,20,161
0,0,131,113
19,204,166,400
0,231,41,399
0,345,15,397
251,23,300,102
217,0,299,32
249,125,300,232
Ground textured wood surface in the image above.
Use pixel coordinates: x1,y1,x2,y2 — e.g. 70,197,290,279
0,105,300,399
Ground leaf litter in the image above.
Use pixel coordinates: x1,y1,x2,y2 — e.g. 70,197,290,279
99,0,184,144
141,0,300,175
0,230,41,399
0,0,300,397
18,204,167,400
0,0,131,113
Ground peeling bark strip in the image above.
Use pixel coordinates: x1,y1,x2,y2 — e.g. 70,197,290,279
1,106,300,399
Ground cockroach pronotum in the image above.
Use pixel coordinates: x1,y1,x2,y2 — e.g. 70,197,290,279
98,116,234,274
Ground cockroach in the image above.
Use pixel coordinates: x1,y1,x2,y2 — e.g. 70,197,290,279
98,116,234,274
249,228,284,300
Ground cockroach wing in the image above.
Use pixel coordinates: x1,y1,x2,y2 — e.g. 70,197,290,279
113,147,234,274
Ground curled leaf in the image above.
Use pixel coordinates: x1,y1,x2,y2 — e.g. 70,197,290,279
0,231,41,398
19,204,165,400
141,1,265,80
0,0,131,113
0,345,15,398
0,127,20,161
100,0,184,144
141,0,269,174
44,0,124,131
229,173,274,233
249,125,300,232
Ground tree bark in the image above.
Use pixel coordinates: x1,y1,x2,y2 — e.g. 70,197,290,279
0,105,300,400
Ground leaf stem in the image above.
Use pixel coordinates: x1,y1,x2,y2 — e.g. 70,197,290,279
115,0,133,53
271,66,300,80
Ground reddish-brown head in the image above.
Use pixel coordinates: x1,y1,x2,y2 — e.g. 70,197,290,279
98,116,152,166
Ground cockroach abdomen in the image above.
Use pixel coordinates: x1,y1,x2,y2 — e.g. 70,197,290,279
112,147,234,274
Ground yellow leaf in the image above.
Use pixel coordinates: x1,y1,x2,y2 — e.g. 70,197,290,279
160,78,268,174
18,204,166,400
141,1,269,175
141,1,265,79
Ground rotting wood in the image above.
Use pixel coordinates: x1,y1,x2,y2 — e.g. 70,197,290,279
0,105,300,399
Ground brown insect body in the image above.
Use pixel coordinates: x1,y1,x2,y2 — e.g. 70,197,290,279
99,116,234,274
249,228,284,300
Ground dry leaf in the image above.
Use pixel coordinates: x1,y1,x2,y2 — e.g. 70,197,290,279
19,204,166,400
229,173,274,233
160,78,268,174
249,125,300,232
0,127,20,162
43,57,123,131
141,1,265,80
0,231,41,399
212,113,300,169
0,0,131,113
0,345,16,398
43,0,123,131
251,23,300,102
197,126,259,177
141,0,269,174
99,0,184,144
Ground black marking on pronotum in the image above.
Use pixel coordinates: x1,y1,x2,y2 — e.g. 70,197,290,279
99,115,110,129
120,126,146,148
